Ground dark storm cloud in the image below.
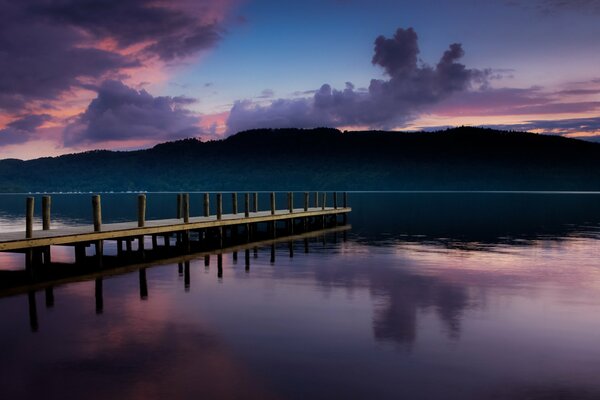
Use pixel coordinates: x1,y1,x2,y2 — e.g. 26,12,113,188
0,114,51,145
64,80,201,146
31,0,224,61
0,0,138,112
0,0,227,115
226,27,490,134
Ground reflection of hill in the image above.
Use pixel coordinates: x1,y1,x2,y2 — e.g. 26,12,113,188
349,192,600,248
2,127,600,191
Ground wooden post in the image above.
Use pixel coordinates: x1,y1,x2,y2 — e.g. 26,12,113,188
176,193,182,219
92,195,102,232
26,197,34,238
216,193,222,220
304,192,309,212
232,192,238,215
138,194,146,227
253,193,258,213
183,193,190,223
91,195,103,265
245,249,250,271
333,192,338,209
321,192,326,210
203,193,210,217
343,192,348,208
270,192,276,215
244,193,250,217
42,196,51,230
314,192,319,208
288,192,293,213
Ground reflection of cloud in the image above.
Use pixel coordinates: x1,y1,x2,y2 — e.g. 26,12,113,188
312,255,472,346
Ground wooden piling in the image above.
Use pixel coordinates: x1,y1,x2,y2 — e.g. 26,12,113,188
203,193,210,217
314,192,319,208
42,196,51,231
232,192,238,215
176,193,182,219
270,192,276,215
304,192,309,212
217,193,223,220
288,192,293,213
343,192,348,208
26,197,34,238
321,192,326,210
333,192,338,209
183,193,190,223
138,194,146,227
244,193,250,217
92,195,102,232
253,193,258,213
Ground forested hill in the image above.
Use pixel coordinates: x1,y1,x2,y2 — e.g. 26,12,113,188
1,127,600,192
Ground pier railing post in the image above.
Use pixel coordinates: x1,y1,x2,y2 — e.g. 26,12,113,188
42,196,51,230
232,192,238,215
203,193,210,217
321,193,326,211
42,195,51,264
183,193,190,223
253,193,258,213
270,192,276,215
92,195,102,232
333,192,338,210
314,192,319,208
244,193,250,217
288,192,293,213
176,193,182,219
138,194,146,227
216,193,222,220
304,192,309,212
343,192,348,208
26,197,34,238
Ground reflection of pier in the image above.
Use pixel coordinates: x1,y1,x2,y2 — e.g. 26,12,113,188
21,225,350,332
0,192,350,270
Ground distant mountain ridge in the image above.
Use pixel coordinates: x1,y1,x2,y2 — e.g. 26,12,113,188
1,127,600,192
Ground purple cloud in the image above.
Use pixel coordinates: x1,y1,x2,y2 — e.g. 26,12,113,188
486,116,600,135
64,80,201,146
31,0,224,61
0,0,231,115
506,0,600,14
226,27,490,134
0,114,52,145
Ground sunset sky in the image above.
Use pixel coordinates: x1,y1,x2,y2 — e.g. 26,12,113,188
0,0,599,159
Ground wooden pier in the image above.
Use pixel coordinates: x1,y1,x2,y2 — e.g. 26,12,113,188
0,192,351,272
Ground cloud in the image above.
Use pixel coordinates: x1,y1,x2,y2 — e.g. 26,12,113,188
0,114,52,145
64,80,201,146
31,0,229,61
0,0,235,117
486,116,600,135
226,27,489,134
506,0,600,14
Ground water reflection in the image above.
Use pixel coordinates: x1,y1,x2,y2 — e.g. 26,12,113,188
3,193,600,399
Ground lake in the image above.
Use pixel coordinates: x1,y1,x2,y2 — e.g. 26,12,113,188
1,192,600,399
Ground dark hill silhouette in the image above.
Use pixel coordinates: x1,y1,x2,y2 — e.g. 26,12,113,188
1,127,599,192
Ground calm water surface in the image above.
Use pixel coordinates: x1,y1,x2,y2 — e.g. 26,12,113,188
2,192,600,399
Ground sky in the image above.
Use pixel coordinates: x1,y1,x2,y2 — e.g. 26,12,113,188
0,0,599,159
